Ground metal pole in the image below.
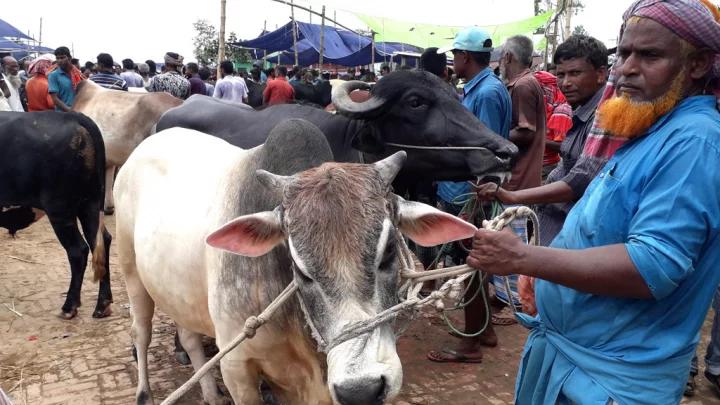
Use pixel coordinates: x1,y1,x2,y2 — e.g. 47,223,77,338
319,6,326,67
371,31,375,73
291,0,298,66
218,0,227,79
39,17,43,48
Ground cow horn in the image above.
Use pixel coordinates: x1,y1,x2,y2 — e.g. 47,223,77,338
256,170,293,191
332,80,386,118
373,151,407,188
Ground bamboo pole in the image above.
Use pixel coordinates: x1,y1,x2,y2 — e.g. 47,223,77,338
291,0,298,66
319,6,326,67
218,0,227,78
269,0,361,35
371,31,376,73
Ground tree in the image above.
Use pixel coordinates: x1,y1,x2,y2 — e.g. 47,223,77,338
573,25,589,36
192,20,251,66
193,20,219,66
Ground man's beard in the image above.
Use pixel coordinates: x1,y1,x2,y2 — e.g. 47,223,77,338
6,73,21,90
597,71,684,139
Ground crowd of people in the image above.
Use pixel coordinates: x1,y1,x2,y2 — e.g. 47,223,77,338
2,0,720,402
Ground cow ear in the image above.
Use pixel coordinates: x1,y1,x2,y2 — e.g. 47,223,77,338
206,211,285,257
396,197,477,247
351,123,385,154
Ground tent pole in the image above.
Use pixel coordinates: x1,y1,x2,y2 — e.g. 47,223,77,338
291,0,298,66
218,0,227,79
319,5,326,68
310,5,313,24
371,31,375,73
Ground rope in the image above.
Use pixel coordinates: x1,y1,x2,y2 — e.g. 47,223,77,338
385,142,492,151
160,282,298,405
160,205,538,403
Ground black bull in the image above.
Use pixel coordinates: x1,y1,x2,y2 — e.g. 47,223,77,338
0,111,112,319
157,70,518,185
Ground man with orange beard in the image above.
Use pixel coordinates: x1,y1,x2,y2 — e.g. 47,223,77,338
466,0,720,403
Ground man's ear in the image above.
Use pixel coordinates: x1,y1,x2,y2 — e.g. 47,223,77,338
206,210,285,257
689,49,715,80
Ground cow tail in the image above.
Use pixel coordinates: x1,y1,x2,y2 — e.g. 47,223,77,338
75,112,108,282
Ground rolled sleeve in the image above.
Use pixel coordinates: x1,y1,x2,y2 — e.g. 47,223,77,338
625,137,720,300
562,155,607,198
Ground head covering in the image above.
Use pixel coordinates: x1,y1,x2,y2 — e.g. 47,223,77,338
28,53,55,76
534,71,573,137
437,27,493,54
581,0,720,167
164,52,184,67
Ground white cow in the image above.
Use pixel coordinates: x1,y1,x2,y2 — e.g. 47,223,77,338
114,120,476,404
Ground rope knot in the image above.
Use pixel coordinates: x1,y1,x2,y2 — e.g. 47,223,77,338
243,316,264,339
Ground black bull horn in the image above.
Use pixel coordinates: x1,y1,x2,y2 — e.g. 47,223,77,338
331,80,387,118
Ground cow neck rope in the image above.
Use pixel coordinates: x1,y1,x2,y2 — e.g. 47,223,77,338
160,205,538,404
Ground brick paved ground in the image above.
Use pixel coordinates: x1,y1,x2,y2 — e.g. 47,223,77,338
1,216,719,404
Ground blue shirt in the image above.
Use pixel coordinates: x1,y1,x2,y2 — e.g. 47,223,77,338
437,67,511,204
516,96,720,405
47,69,75,110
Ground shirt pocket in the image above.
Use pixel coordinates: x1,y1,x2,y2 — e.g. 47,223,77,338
576,163,627,244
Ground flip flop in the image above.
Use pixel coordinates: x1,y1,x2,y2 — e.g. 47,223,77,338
427,349,483,363
491,314,518,326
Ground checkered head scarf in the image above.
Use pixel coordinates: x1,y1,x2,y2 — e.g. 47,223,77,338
581,0,720,161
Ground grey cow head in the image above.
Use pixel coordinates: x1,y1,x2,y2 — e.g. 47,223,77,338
333,71,518,183
206,152,477,405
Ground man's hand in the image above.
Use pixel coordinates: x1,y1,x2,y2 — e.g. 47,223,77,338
474,182,517,204
466,227,528,276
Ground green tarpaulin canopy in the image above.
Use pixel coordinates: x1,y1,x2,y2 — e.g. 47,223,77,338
354,11,553,50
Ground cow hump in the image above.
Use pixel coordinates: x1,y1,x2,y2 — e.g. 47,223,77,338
258,119,333,176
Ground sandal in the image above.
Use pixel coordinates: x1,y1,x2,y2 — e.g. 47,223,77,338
427,349,483,363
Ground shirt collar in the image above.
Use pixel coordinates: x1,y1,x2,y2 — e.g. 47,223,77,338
647,95,716,134
463,67,493,95
574,86,605,123
506,68,531,88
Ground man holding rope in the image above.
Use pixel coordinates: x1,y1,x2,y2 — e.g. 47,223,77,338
467,0,720,403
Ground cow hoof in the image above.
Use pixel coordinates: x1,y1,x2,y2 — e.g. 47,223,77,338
92,305,112,318
58,308,78,320
104,207,115,215
175,351,191,365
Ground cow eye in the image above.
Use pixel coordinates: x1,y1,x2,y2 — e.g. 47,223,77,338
407,97,424,109
379,242,397,270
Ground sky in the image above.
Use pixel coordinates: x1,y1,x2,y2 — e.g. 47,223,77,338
2,0,632,64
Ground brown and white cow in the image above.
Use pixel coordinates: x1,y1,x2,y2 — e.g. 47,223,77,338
72,80,183,214
113,119,476,404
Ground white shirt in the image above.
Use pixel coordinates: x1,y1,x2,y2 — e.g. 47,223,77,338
2,74,23,112
213,75,248,103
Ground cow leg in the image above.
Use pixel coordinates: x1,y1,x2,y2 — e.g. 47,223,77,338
176,327,230,405
104,166,116,215
173,330,191,365
119,238,156,405
47,214,89,319
218,353,262,405
78,206,113,318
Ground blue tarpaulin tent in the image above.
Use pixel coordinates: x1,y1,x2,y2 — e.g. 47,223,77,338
234,21,421,67
0,18,33,40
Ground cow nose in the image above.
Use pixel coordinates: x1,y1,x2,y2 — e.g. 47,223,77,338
498,143,519,164
334,376,386,405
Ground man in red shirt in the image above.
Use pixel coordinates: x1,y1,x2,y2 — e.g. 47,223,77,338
263,65,294,106
25,55,55,112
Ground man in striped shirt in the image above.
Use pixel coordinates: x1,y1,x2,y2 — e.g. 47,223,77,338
89,53,128,91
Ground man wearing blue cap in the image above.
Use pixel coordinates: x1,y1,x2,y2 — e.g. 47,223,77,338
428,26,512,363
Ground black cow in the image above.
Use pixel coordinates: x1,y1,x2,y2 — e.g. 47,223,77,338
0,111,112,320
157,70,518,185
291,80,332,107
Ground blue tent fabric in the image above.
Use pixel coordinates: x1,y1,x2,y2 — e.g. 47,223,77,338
234,21,421,67
0,18,33,40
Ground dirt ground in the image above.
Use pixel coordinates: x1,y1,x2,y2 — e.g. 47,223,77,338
1,216,719,404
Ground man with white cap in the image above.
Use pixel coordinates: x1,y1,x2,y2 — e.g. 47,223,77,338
427,26,512,364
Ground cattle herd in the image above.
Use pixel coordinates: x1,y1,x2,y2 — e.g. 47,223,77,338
0,70,517,404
